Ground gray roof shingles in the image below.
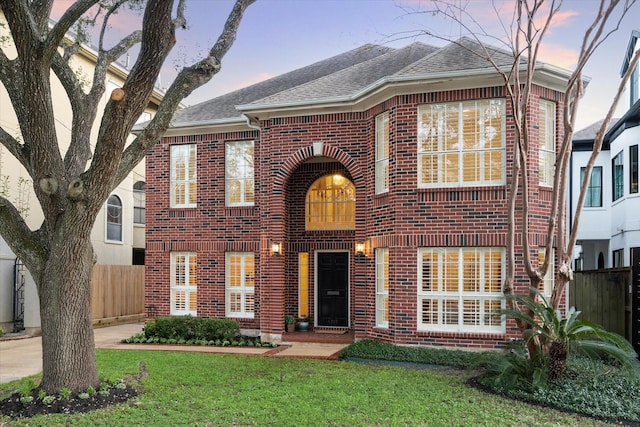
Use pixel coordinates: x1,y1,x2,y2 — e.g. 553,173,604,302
170,44,393,126
244,42,439,106
169,37,531,128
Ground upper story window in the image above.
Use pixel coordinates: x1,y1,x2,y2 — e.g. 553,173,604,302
417,99,505,187
580,166,602,207
375,112,390,194
306,175,355,230
133,181,145,224
539,100,556,187
170,144,197,208
225,140,254,206
612,151,624,201
630,145,638,194
106,194,122,242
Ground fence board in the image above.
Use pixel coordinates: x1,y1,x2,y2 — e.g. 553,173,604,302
91,265,144,321
570,268,630,339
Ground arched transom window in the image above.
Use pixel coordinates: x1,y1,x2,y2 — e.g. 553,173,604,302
306,174,355,230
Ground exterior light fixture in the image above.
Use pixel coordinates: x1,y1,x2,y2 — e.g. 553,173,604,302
355,242,365,255
271,242,281,256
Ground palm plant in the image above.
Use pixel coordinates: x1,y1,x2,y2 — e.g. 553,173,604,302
502,287,637,381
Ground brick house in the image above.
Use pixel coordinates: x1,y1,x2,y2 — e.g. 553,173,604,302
145,38,567,347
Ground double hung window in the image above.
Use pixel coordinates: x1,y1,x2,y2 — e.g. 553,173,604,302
417,99,505,187
418,247,504,333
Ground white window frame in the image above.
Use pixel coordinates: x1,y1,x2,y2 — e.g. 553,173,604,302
417,247,505,333
105,194,123,243
225,140,255,207
375,248,389,328
538,248,554,298
539,100,556,187
225,252,255,318
170,144,197,208
170,252,197,316
417,99,506,188
375,112,390,194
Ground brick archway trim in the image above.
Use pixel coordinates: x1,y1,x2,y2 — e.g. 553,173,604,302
273,142,363,193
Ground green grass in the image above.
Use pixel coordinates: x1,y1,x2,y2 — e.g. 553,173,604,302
0,349,614,426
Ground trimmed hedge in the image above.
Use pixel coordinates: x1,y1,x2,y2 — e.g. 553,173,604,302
339,339,499,369
143,316,240,342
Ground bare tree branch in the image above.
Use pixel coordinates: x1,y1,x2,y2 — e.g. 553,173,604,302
115,0,256,185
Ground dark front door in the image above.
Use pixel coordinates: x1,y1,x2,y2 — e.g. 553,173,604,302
317,252,349,327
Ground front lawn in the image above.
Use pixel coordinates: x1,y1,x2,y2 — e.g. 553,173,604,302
0,349,614,426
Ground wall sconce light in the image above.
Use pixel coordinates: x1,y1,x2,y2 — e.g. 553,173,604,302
271,242,281,256
355,242,365,255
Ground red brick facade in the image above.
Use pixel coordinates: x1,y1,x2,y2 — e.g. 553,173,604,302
145,83,564,348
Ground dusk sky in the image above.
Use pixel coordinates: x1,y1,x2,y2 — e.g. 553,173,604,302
52,0,640,130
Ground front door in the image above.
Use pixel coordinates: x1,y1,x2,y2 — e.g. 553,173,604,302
316,252,349,327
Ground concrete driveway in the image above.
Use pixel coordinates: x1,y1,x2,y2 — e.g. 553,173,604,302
0,322,347,384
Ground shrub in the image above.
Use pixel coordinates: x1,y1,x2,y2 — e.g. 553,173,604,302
143,316,240,342
0,326,4,337
339,339,498,369
477,354,640,422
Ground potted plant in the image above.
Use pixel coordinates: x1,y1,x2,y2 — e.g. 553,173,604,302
285,315,296,333
297,316,310,332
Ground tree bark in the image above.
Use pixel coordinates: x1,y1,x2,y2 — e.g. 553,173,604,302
37,215,98,393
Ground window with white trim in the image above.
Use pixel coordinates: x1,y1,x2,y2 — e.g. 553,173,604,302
538,248,554,297
539,100,556,187
170,252,197,315
106,194,122,242
375,248,389,328
417,99,505,187
133,181,145,224
225,140,254,206
170,144,197,207
225,252,255,318
375,112,389,194
418,247,504,333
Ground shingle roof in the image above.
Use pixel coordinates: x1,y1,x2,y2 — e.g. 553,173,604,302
399,36,522,75
573,119,619,140
244,42,439,106
168,37,544,129
170,44,393,126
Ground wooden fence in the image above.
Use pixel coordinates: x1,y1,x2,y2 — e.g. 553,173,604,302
569,268,631,340
91,265,145,326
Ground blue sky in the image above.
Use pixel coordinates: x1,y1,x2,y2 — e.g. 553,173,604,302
53,0,639,130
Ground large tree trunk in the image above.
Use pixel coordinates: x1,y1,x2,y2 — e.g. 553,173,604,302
36,230,98,393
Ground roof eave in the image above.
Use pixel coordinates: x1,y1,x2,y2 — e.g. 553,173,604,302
236,64,575,119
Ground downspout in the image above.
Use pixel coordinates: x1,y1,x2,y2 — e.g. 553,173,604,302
244,114,261,131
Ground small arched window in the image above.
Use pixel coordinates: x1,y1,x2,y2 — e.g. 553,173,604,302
306,174,355,230
106,195,123,242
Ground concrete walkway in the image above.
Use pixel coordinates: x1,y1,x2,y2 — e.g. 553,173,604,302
0,322,348,384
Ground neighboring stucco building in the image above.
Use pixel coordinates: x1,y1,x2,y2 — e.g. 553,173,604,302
145,38,569,347
570,30,640,271
0,13,161,334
